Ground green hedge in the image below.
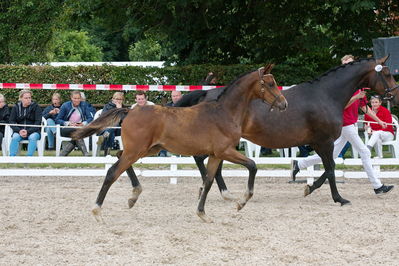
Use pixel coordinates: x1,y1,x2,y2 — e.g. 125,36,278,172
0,62,319,106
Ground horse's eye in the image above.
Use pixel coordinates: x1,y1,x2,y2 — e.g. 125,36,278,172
269,83,275,87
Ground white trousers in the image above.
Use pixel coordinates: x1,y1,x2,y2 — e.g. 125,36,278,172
298,124,382,189
367,131,394,158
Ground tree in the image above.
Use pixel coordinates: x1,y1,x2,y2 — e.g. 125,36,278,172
128,37,163,61
0,0,63,64
63,0,398,68
48,31,103,62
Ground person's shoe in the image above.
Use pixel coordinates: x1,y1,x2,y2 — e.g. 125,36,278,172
374,185,394,195
76,139,89,156
290,159,300,181
60,142,75,156
96,136,104,157
104,148,111,157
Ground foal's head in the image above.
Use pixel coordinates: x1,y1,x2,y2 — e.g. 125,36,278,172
367,55,399,105
257,64,287,111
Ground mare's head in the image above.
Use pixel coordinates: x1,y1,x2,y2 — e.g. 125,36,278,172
257,64,287,111
366,55,399,105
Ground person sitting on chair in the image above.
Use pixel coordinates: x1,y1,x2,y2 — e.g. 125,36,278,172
9,90,42,156
96,92,125,156
0,94,10,151
56,90,93,156
42,92,62,150
364,95,394,158
130,91,155,109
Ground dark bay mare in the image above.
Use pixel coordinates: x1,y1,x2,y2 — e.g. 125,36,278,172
72,64,288,222
176,56,399,206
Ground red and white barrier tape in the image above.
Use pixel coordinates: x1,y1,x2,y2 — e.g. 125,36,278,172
0,83,289,91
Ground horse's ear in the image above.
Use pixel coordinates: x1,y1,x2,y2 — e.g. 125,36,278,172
263,64,275,74
376,54,390,65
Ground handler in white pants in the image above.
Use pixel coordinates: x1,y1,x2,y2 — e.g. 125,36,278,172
292,89,394,194
297,124,382,189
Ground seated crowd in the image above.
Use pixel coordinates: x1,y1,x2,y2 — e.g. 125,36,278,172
0,89,183,157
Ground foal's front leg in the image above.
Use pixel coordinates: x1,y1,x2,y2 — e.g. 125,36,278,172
219,149,257,210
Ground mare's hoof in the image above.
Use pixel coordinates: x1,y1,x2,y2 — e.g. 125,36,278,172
221,190,236,201
338,198,351,206
304,185,311,197
197,211,213,223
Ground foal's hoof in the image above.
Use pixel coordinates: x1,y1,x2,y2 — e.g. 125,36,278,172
221,190,236,201
304,185,311,197
128,186,143,209
236,201,247,211
92,205,104,223
128,198,138,209
196,210,213,223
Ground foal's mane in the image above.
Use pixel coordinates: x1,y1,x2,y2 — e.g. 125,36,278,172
215,69,256,101
306,57,375,85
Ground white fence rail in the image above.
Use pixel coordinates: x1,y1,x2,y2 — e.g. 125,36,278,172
1,156,398,179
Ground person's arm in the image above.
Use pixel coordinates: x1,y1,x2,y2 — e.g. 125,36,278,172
83,105,94,125
9,106,22,133
0,106,10,123
344,91,366,109
361,106,387,128
55,104,69,126
27,105,42,134
42,105,52,119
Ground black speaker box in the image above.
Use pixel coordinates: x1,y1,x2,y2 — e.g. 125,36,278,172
373,36,399,75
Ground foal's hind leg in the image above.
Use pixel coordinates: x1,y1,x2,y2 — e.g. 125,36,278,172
116,151,142,209
93,153,139,221
194,155,233,201
197,155,222,223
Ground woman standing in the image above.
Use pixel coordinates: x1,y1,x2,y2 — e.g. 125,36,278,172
9,90,42,156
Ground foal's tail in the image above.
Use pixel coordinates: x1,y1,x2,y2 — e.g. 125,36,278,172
71,108,130,140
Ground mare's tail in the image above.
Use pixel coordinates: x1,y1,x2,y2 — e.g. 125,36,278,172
71,108,129,140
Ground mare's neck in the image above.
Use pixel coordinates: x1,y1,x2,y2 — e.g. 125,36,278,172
219,72,259,124
323,62,373,109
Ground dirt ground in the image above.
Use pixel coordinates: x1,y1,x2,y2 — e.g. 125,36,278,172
0,174,398,265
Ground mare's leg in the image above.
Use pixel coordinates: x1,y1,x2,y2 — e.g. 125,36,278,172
309,141,350,206
197,155,222,223
215,161,235,201
217,148,257,211
93,151,140,221
116,150,142,209
194,155,232,200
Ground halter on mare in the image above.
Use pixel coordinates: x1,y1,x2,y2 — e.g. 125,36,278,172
375,64,399,100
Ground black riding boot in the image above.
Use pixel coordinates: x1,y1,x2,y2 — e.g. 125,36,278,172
60,141,75,156
76,139,89,156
